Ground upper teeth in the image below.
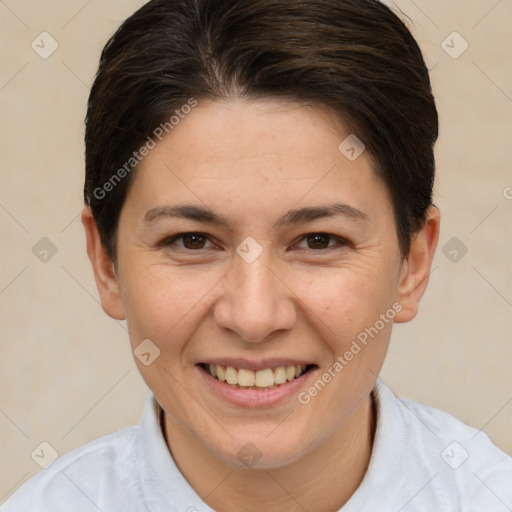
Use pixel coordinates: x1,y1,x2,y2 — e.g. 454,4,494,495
208,364,305,388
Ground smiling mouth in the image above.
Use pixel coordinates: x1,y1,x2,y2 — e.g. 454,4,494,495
199,363,317,390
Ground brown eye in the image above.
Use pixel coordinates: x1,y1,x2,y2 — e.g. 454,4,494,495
293,233,348,252
306,233,331,249
306,234,331,249
182,233,207,249
163,232,213,250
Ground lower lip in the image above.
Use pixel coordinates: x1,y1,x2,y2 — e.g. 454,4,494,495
196,365,317,409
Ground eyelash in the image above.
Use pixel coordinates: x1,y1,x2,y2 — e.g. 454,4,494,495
160,232,349,253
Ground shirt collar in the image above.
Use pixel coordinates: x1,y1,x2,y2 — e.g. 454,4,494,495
136,394,215,512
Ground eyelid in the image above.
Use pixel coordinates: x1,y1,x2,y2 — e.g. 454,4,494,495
161,232,217,250
293,233,349,251
160,231,349,252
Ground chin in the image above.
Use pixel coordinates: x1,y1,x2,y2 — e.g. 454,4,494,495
206,430,314,470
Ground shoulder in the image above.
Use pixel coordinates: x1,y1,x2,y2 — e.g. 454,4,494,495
373,380,512,510
397,390,510,463
2,426,141,512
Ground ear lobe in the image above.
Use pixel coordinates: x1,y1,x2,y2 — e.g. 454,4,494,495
394,206,440,323
81,207,126,320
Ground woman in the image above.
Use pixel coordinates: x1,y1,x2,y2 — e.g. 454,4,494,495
4,0,511,510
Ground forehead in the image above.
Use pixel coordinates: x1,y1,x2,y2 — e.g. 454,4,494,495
123,98,392,225
159,98,357,173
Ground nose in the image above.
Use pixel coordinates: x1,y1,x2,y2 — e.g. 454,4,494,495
213,253,297,343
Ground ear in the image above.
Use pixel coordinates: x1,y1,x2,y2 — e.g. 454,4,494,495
394,206,440,323
81,207,126,320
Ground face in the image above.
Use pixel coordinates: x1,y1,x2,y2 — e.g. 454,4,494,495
84,98,438,470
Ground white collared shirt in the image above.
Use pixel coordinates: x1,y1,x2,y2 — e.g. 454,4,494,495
3,379,511,511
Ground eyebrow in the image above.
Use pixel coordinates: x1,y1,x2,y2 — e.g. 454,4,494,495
143,202,368,229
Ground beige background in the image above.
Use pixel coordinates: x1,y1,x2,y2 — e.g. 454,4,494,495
1,0,511,502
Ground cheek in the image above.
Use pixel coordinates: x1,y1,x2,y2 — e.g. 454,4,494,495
120,262,223,348
119,246,400,358
291,262,397,334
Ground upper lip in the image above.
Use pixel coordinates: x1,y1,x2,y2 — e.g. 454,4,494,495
198,358,316,372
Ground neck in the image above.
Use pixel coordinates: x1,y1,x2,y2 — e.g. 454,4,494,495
164,393,376,512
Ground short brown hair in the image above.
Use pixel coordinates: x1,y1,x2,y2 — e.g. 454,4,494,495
84,0,438,260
